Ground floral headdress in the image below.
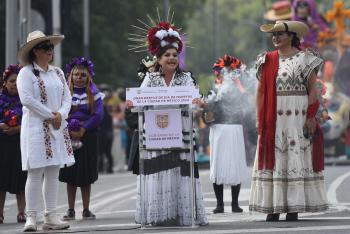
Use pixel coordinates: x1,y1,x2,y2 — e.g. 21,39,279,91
212,55,246,92
65,57,95,77
2,64,22,82
129,10,184,56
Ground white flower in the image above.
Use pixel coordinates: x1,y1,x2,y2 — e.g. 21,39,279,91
160,40,169,47
171,42,179,49
155,30,167,40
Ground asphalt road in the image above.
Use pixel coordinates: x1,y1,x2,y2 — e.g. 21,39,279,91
1,165,350,234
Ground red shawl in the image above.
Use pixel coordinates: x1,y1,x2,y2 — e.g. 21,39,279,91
307,100,325,172
258,50,279,170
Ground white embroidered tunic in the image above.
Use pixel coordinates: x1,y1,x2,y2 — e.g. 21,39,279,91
17,63,75,170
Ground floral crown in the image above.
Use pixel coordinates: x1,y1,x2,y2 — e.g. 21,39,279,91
129,11,184,56
65,57,95,77
212,55,243,76
2,64,22,82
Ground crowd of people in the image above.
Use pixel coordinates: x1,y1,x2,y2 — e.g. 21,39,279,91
0,0,334,231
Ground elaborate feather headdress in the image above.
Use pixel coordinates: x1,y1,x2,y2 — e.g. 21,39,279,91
129,9,184,55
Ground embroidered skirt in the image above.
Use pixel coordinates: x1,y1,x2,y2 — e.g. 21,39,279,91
249,95,328,214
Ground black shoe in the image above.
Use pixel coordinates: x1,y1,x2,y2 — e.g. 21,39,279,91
62,209,75,221
266,213,280,222
286,212,298,221
82,209,96,220
232,206,243,213
213,205,224,214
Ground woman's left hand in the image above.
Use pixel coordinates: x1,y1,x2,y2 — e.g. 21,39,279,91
70,131,81,140
304,118,317,136
192,98,207,108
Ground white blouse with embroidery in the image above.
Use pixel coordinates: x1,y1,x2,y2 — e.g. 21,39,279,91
17,62,75,170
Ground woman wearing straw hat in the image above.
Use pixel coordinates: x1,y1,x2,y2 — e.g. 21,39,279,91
249,21,328,221
17,30,75,231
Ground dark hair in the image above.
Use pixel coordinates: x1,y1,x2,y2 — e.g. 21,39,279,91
28,49,36,64
28,40,51,63
154,45,182,73
288,32,301,49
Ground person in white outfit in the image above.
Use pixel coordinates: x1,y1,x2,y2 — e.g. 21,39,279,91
203,55,249,213
17,31,75,232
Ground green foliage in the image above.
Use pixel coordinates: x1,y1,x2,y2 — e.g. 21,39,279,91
186,0,267,77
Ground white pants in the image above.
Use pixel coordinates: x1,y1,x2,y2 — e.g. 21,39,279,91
25,166,60,216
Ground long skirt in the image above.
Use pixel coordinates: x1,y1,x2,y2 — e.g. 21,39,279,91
209,124,248,185
59,130,98,187
249,94,328,214
135,151,208,226
0,135,27,194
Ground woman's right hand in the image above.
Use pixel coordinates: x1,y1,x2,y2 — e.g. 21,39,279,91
126,100,134,109
51,112,62,130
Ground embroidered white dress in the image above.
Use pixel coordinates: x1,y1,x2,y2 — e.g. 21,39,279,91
249,51,328,214
135,71,208,226
17,63,75,170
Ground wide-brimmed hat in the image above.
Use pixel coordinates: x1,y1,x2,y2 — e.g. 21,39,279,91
17,30,64,65
264,1,292,21
260,20,309,39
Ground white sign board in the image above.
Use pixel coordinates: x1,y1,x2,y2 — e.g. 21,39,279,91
144,109,183,149
126,86,200,106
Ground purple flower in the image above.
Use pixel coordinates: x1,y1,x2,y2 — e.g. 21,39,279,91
65,57,95,77
68,118,80,131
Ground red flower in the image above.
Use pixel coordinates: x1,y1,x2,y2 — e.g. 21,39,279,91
4,111,9,117
158,21,171,29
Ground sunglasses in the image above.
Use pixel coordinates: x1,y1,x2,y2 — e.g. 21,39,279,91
35,43,54,51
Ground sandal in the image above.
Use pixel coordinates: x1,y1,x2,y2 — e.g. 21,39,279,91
0,214,3,224
17,213,26,223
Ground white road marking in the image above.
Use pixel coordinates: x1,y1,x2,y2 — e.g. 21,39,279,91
327,171,350,211
145,225,350,234
55,182,136,211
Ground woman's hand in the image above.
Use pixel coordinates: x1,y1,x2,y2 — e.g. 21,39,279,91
51,112,62,130
304,118,317,136
126,100,134,109
70,131,81,140
192,98,208,109
0,123,9,130
3,126,20,135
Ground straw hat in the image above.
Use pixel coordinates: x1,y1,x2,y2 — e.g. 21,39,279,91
264,1,292,21
260,20,309,39
17,30,64,65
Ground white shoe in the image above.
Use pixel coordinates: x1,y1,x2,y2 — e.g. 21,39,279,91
23,216,37,232
42,213,70,231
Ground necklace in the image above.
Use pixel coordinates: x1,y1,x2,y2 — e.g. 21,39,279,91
278,50,299,59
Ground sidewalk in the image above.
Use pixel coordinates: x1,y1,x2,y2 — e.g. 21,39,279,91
325,155,350,166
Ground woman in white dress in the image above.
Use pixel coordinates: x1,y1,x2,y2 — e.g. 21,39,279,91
17,31,75,231
249,21,328,221
203,55,248,214
128,20,208,226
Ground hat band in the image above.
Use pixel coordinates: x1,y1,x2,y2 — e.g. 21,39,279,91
283,22,289,32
